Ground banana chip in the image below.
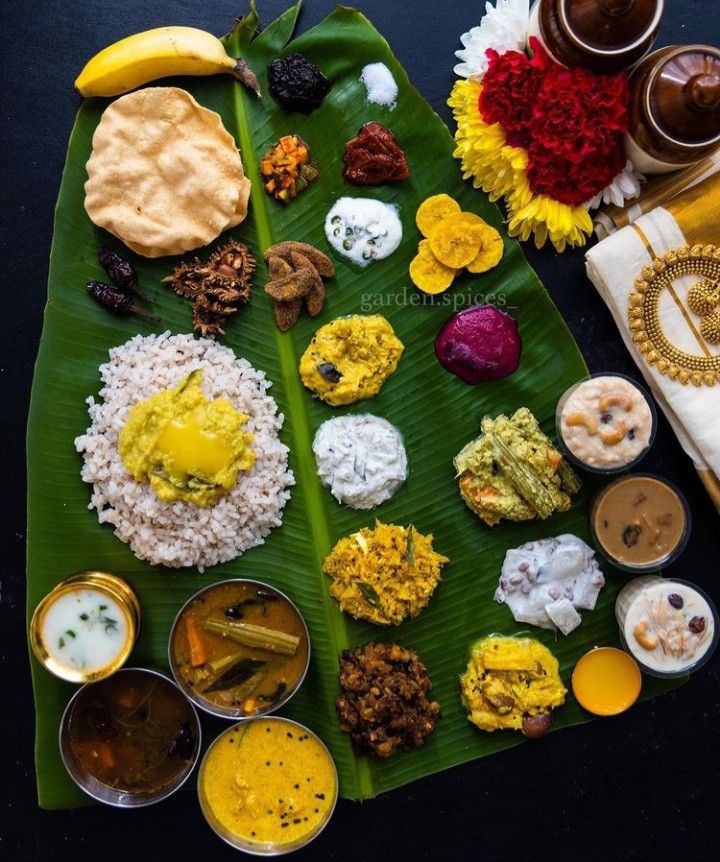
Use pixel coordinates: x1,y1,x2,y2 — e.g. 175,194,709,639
466,224,504,274
428,217,486,268
409,240,458,295
415,194,461,238
85,87,251,258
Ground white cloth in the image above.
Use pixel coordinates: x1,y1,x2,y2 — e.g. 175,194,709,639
586,212,720,479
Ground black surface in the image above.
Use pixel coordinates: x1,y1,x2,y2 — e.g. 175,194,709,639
1,1,718,859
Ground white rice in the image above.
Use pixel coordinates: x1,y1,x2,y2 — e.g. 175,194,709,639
75,332,294,571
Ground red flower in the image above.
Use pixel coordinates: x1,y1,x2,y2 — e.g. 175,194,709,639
478,44,548,148
478,38,630,206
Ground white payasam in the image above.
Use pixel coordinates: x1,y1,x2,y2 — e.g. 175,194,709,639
75,332,294,571
313,414,407,509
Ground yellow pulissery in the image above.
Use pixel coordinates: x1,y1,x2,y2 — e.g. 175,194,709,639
200,720,337,850
119,369,254,507
299,314,404,406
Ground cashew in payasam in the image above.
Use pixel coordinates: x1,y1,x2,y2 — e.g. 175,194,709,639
633,619,658,651
600,420,628,446
566,412,598,435
599,392,633,413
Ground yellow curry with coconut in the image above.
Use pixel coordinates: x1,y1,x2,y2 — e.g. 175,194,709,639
199,719,337,850
118,369,254,507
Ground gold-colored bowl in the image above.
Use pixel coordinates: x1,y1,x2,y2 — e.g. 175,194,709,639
29,570,141,683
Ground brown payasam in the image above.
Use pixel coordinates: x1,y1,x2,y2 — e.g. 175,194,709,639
336,642,440,758
163,240,255,337
264,241,335,331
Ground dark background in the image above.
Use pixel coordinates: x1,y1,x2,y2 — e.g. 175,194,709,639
1,0,718,859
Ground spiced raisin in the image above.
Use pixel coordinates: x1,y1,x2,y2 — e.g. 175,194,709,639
622,524,643,547
688,616,706,634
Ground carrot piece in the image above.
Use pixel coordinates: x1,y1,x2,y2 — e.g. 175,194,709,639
93,741,115,771
114,684,141,711
186,616,207,667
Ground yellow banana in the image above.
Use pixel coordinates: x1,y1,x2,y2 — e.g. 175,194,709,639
75,26,260,98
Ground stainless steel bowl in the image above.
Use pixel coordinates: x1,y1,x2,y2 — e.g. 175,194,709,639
197,717,338,855
59,667,201,808
168,579,311,721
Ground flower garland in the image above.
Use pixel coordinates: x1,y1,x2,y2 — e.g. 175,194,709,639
450,0,644,251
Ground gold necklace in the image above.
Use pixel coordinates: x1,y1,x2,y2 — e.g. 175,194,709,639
628,244,720,387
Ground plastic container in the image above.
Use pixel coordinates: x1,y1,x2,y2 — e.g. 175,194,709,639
590,473,691,572
555,373,657,474
616,576,718,677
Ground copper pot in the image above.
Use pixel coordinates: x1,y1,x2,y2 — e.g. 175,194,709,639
529,0,664,73
625,45,720,173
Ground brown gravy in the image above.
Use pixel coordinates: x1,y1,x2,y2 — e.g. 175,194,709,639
594,476,686,567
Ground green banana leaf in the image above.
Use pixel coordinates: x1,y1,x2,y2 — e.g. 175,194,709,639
27,2,682,809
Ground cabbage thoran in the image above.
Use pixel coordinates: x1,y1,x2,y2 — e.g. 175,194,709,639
119,369,254,507
323,521,449,625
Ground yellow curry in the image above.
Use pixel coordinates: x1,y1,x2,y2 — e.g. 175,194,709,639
299,314,404,406
199,719,337,850
460,635,566,733
119,369,254,507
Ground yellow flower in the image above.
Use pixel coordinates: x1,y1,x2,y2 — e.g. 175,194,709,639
448,79,593,252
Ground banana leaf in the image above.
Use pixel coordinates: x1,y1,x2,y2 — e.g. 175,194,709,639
26,2,682,809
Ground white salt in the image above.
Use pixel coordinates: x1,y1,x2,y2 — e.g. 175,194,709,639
360,62,398,109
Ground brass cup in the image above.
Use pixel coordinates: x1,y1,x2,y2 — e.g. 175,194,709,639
30,570,141,683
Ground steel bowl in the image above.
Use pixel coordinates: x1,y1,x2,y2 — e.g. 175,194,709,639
168,579,311,721
59,667,201,807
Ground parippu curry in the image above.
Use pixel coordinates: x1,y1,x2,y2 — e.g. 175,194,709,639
118,369,255,507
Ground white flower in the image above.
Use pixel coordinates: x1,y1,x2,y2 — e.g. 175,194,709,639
454,0,530,81
585,161,646,210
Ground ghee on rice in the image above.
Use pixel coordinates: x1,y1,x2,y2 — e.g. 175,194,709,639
75,332,294,570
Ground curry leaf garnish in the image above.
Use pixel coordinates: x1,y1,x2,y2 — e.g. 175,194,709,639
258,681,288,704
316,361,342,384
406,524,415,566
357,581,383,611
66,629,76,639
150,464,221,492
204,657,267,694
58,637,65,650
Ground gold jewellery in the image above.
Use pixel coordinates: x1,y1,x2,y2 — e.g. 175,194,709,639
628,244,720,387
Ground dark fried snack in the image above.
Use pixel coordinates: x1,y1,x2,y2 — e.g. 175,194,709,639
163,240,255,338
336,642,440,758
264,241,334,330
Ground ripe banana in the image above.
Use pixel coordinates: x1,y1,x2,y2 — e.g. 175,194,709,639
75,26,260,98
